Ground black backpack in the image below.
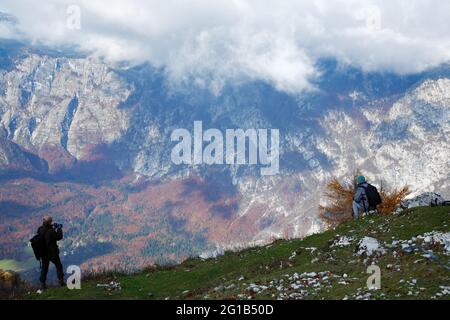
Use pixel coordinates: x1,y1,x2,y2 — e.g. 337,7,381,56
30,233,47,261
362,184,382,210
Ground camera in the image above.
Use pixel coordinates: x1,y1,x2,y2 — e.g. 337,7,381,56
53,223,63,229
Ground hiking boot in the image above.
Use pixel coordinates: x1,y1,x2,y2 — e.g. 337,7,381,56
40,282,47,290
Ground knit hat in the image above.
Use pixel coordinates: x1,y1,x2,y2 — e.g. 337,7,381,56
357,175,366,184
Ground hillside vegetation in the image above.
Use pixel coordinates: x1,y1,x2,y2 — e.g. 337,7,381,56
32,206,449,300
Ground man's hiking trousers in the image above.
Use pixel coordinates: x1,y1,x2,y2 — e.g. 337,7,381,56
40,255,64,284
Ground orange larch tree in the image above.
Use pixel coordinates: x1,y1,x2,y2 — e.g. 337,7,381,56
319,175,410,227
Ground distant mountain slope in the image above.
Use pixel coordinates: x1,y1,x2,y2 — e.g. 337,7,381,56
0,41,449,272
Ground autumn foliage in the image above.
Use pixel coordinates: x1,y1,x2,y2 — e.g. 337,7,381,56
319,176,410,227
319,178,355,226
377,185,411,215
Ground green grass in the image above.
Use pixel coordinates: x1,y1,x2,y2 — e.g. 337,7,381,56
0,247,36,272
31,206,450,300
0,260,24,271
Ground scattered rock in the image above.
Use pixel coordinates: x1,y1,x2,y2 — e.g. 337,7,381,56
331,236,355,248
96,281,121,291
400,192,444,209
356,237,386,256
419,231,450,253
225,284,236,290
214,285,224,292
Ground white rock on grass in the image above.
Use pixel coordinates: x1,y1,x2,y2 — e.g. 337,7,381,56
425,232,450,252
400,192,444,209
356,237,386,256
288,251,297,260
331,236,355,248
96,281,122,291
415,231,450,253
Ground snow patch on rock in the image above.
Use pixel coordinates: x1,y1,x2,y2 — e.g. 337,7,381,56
356,237,386,256
401,192,445,209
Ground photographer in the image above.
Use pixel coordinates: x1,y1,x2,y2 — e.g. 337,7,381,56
37,216,64,290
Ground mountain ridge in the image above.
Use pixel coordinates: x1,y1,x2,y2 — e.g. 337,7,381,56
0,41,449,273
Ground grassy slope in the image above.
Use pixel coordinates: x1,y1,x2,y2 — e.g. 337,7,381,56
33,206,449,300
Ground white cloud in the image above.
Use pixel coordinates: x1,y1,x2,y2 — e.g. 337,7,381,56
1,0,450,94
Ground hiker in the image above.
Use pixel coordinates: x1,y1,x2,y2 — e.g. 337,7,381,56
352,176,370,221
36,217,65,289
352,175,382,221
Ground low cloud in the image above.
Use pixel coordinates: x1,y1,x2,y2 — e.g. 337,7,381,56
1,0,450,94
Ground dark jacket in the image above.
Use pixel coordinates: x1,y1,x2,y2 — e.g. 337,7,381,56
37,225,63,259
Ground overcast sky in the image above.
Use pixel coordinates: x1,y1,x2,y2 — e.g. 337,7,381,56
1,0,450,94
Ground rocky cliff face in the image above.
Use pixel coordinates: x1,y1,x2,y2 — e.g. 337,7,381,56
318,78,450,198
0,43,449,271
0,51,131,170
